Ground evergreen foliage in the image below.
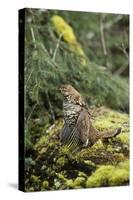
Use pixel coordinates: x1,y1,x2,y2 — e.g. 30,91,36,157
25,9,129,130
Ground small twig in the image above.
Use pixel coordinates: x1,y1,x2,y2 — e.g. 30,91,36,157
115,64,128,75
99,16,111,69
25,68,34,91
104,15,123,30
40,43,59,68
29,9,59,68
45,91,55,122
26,103,38,125
46,124,55,133
119,42,129,59
52,33,64,62
30,27,36,48
100,16,107,56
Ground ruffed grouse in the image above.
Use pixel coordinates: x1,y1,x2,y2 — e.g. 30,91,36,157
59,84,121,151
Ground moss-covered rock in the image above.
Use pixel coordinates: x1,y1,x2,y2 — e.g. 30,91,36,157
25,107,129,191
86,160,129,187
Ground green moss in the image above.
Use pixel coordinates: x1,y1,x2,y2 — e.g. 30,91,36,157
65,177,86,189
91,140,105,149
27,187,34,192
106,144,114,152
86,165,115,187
78,171,87,178
74,177,86,186
56,156,68,167
65,179,74,188
31,175,41,183
109,160,129,186
109,169,129,186
34,135,48,150
113,153,125,162
56,173,66,181
42,181,49,189
54,179,61,189
94,120,115,131
93,109,129,132
86,160,129,187
34,119,63,151
58,145,70,156
46,120,63,136
92,108,129,158
118,160,129,172
84,160,96,168
25,107,129,191
116,132,129,144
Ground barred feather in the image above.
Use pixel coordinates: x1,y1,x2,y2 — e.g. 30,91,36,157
60,124,81,151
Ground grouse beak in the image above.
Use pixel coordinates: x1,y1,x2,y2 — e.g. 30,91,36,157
55,87,61,91
58,87,61,91
58,85,66,93
56,87,62,92
58,86,64,91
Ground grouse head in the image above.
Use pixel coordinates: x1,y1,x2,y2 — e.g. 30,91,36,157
59,84,86,106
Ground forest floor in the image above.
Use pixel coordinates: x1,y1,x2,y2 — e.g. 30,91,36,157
25,106,129,191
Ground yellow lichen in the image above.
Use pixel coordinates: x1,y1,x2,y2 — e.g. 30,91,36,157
51,15,88,65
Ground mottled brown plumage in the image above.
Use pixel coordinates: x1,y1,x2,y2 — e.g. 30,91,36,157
59,84,121,151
